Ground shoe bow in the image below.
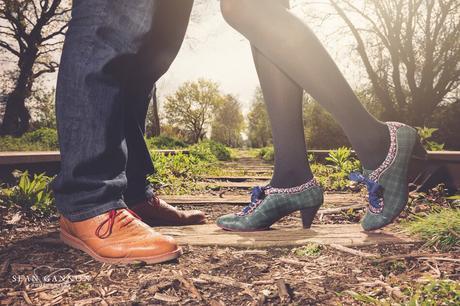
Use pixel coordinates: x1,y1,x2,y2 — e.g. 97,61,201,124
349,172,384,214
237,186,267,216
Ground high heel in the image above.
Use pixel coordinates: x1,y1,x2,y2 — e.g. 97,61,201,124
300,205,321,228
216,178,324,232
356,122,424,231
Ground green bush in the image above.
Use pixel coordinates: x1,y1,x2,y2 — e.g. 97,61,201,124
303,100,350,149
146,135,187,150
416,127,445,151
0,128,59,151
258,146,274,162
1,171,55,216
23,128,59,149
325,147,361,175
148,150,221,195
310,147,361,191
190,140,231,161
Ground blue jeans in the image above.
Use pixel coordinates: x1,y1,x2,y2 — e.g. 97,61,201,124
51,0,192,221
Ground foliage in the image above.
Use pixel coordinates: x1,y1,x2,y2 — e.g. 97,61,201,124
416,127,445,151
29,85,57,130
256,146,361,190
258,147,274,163
190,140,232,161
406,279,460,305
303,97,349,149
331,0,460,126
292,243,322,257
147,141,228,194
211,94,244,147
163,79,224,143
0,127,59,151
247,88,272,148
0,0,71,135
312,147,361,190
147,149,221,195
146,135,187,150
1,171,55,216
325,147,361,175
403,208,459,251
344,278,460,305
427,99,460,150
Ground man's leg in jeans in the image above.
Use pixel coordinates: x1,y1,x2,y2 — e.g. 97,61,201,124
51,0,180,264
121,0,205,226
122,0,194,206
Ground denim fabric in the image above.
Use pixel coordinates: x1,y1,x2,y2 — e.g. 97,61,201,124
51,0,160,221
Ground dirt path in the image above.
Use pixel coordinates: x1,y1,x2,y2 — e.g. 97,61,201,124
0,152,458,305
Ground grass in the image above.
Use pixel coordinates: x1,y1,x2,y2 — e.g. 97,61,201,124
292,243,322,257
0,142,230,215
148,149,223,195
0,128,59,151
344,278,460,305
402,208,460,251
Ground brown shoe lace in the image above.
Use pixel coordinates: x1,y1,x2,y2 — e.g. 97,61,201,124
95,209,142,239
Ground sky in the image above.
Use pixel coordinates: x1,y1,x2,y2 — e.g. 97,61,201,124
155,1,366,114
1,1,367,115
155,2,259,114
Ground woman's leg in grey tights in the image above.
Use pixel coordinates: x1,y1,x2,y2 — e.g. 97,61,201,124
220,0,390,171
251,0,313,188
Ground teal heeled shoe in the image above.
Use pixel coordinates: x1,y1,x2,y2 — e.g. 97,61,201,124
216,178,324,232
350,122,427,231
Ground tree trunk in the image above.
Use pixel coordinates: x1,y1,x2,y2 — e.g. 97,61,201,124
150,87,161,137
0,50,37,136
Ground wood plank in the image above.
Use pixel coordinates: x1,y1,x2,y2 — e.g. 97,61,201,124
0,150,189,165
0,151,60,164
221,163,273,168
160,193,365,207
197,181,270,189
426,151,460,162
156,223,415,248
224,169,273,175
199,176,272,182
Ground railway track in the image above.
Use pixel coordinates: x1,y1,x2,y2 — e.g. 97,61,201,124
0,150,459,192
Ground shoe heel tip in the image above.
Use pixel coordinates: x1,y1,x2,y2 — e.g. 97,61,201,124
300,205,321,229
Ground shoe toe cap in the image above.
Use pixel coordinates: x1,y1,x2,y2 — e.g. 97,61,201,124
361,213,391,231
216,214,239,230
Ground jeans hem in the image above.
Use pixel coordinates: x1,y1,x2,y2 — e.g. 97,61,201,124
125,184,156,207
60,199,127,222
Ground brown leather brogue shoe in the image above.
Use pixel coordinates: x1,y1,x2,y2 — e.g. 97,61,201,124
60,209,182,264
130,196,206,226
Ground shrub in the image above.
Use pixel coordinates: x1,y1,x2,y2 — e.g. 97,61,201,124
416,127,445,151
0,128,59,151
190,140,231,161
148,150,221,195
258,146,274,163
325,147,361,175
23,128,59,149
146,135,187,150
1,171,55,216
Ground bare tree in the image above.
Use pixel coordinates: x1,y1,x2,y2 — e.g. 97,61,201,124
329,0,460,125
0,0,70,136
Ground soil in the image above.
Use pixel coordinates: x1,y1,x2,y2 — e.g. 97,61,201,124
0,153,458,305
